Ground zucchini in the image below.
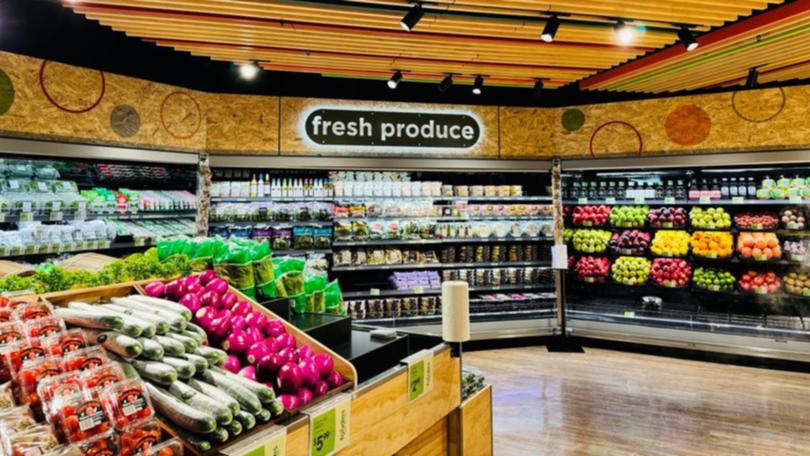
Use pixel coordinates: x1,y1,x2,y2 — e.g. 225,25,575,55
56,307,123,331
194,346,227,367
112,298,187,332
147,383,216,434
209,427,229,444
167,333,199,352
126,295,193,321
187,378,240,416
185,323,208,343
254,408,272,423
162,422,212,453
182,330,205,345
68,303,142,337
84,330,143,358
162,357,196,380
199,370,262,414
107,304,171,335
137,338,165,361
267,399,284,417
182,353,208,372
168,381,233,426
212,367,276,404
130,359,177,385
154,335,186,356
225,419,242,437
102,304,161,337
117,361,139,380
234,411,256,431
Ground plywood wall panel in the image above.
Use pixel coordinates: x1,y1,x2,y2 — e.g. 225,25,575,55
204,93,280,154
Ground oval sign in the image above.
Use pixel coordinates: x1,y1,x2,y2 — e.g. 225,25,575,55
305,109,481,149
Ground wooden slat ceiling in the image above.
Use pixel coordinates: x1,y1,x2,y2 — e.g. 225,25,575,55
62,0,783,90
581,0,810,93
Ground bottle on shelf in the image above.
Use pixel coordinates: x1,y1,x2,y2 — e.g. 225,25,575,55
645,182,656,199
264,174,270,197
688,179,699,200
747,177,757,197
257,173,265,197
675,180,686,200
710,178,721,200
597,181,607,199
625,181,635,199
699,179,710,199
729,177,738,197
250,174,258,198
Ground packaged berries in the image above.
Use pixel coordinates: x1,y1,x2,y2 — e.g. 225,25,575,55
38,371,83,428
100,379,153,431
16,356,61,409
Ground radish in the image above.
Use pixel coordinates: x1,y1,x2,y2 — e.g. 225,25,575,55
298,358,319,386
245,326,264,345
164,279,186,300
313,380,329,397
223,354,241,373
199,291,221,309
221,292,238,309
277,363,302,393
256,353,283,382
297,388,314,406
264,320,286,337
179,294,202,313
230,315,247,333
209,315,233,339
238,365,257,382
194,306,218,329
276,333,296,349
244,311,268,329
205,278,229,296
278,346,298,365
278,394,299,411
186,282,203,294
230,301,252,317
297,345,315,360
313,354,334,378
184,275,201,288
246,342,271,364
143,281,165,298
262,337,281,353
223,330,250,355
199,270,217,285
326,370,344,388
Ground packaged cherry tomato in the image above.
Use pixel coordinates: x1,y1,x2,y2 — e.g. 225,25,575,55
44,330,88,357
0,308,13,324
4,423,60,456
100,379,153,431
0,298,29,310
148,438,183,456
24,317,65,339
62,347,108,373
12,302,54,322
58,391,112,443
80,365,124,393
118,418,160,456
16,356,61,412
4,339,47,378
59,430,119,456
38,371,82,425
0,322,24,382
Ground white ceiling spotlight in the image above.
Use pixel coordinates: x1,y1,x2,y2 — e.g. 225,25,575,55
614,20,635,44
238,62,260,80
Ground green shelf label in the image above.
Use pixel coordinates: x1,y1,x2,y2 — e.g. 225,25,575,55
699,196,711,204
308,395,351,456
605,197,616,204
731,196,744,204
577,197,588,204
49,211,63,222
634,196,645,204
664,197,676,204
19,212,33,222
623,311,635,318
405,350,434,402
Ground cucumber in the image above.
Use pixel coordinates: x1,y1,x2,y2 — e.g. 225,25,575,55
69,303,143,337
154,335,186,356
185,323,208,343
109,304,171,335
254,408,272,423
199,370,262,414
182,353,208,372
187,378,240,416
267,399,284,417
212,367,276,404
137,338,165,361
117,361,139,380
147,383,216,434
84,330,143,358
234,411,256,431
168,381,233,426
182,330,205,345
225,419,242,437
102,304,162,336
162,357,196,380
130,359,177,385
112,298,187,332
56,307,123,331
167,333,199,352
209,427,229,444
162,422,212,453
194,346,227,367
126,295,193,321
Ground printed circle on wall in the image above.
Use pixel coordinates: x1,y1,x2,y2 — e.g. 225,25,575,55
732,87,785,123
589,121,643,157
110,105,141,138
561,108,585,132
39,61,105,114
0,69,14,116
665,105,711,146
160,91,202,139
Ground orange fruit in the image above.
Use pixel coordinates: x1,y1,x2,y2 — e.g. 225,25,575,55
741,247,752,257
755,239,767,249
752,247,763,257
767,238,778,248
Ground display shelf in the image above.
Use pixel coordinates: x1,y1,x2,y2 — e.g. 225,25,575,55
0,210,196,223
345,215,553,222
1,239,155,258
211,196,333,202
333,236,551,247
358,307,554,325
343,283,554,299
564,198,808,206
209,220,333,227
335,195,551,202
567,248,808,267
332,260,550,272
272,249,333,256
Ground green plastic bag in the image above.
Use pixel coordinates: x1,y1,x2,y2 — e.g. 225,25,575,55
304,272,327,313
324,280,346,316
252,241,276,299
214,243,255,292
190,238,216,272
290,293,307,314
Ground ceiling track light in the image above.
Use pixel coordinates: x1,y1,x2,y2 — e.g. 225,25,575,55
533,79,544,97
541,15,560,43
677,26,699,51
472,76,484,95
387,70,403,89
400,3,424,32
438,74,454,92
746,68,759,89
614,20,635,44
238,62,260,80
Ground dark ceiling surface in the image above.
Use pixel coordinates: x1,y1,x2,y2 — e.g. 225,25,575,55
0,0,804,108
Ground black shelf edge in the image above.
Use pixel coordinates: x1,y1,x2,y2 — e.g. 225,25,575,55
336,216,553,222
209,220,333,228
272,249,333,256
211,197,333,202
342,283,555,299
332,261,551,272
1,240,155,259
0,210,197,224
333,236,552,247
563,199,809,206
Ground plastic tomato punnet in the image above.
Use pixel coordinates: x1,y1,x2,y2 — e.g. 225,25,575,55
16,356,61,411
119,418,161,456
80,364,124,393
38,371,83,427
5,339,47,378
58,390,112,443
44,329,88,357
148,437,183,456
62,346,109,373
63,430,120,456
100,379,154,431
24,317,65,339
12,302,54,322
6,423,60,456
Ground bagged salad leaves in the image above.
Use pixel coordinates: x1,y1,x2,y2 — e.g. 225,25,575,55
304,271,327,313
324,280,346,315
189,238,216,271
274,257,305,298
214,242,256,298
251,240,276,299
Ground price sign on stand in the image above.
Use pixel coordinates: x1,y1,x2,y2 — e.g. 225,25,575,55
222,425,286,456
634,196,645,204
605,197,616,204
731,197,745,204
699,195,711,204
577,197,588,204
402,349,434,402
308,393,351,456
664,197,676,204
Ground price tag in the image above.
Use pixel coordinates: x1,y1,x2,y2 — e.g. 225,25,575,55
134,237,146,247
308,394,351,456
225,425,286,456
88,240,99,250
49,212,63,222
751,223,763,230
634,196,645,204
754,255,766,261
755,287,767,295
664,281,677,288
369,288,380,296
605,197,616,204
708,285,721,292
705,253,717,259
19,212,33,222
623,311,635,318
731,196,745,204
21,202,32,213
803,289,810,297
403,349,434,402
791,254,805,262
664,197,676,204
582,221,593,227
790,196,803,204
413,287,425,294
699,195,711,204
0,247,8,257
0,213,5,223
584,277,595,283
577,197,588,204
622,279,635,286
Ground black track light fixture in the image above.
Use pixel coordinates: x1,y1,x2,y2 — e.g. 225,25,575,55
472,76,484,95
401,3,424,32
541,16,560,43
677,26,699,51
387,70,403,89
438,74,454,92
746,68,759,89
533,79,544,97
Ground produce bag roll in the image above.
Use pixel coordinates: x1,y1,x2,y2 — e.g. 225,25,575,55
441,281,470,342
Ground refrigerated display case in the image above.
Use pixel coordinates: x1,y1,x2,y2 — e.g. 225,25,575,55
562,154,810,361
207,157,557,340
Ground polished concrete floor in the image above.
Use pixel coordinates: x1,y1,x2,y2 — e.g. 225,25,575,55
464,347,810,456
